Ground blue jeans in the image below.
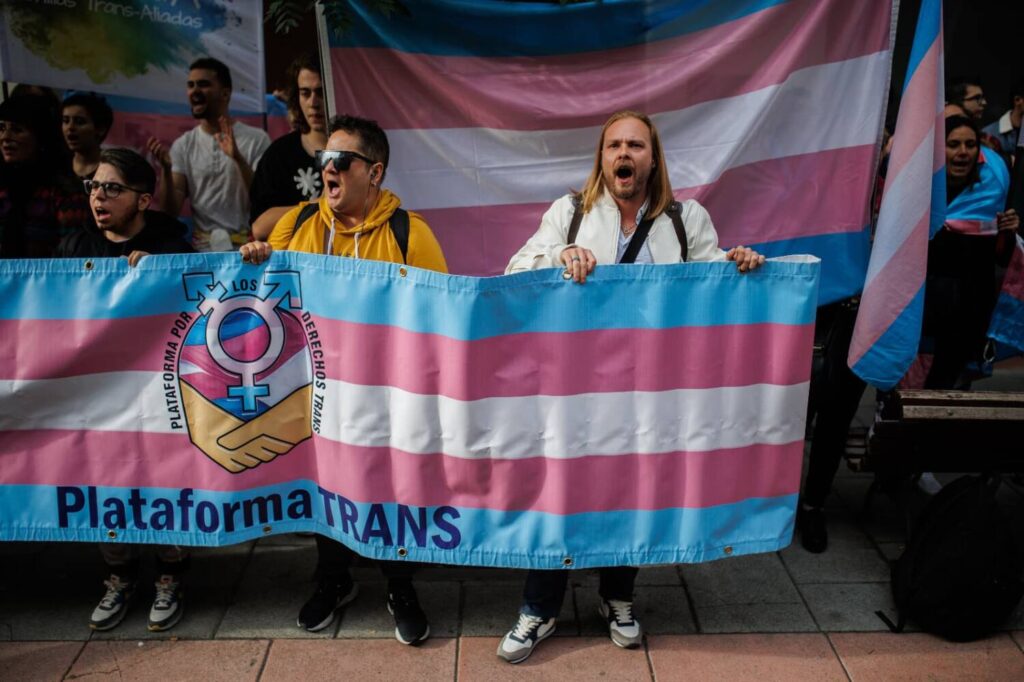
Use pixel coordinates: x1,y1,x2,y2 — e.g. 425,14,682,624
521,567,638,619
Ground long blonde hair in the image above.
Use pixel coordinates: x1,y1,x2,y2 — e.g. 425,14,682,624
578,110,674,218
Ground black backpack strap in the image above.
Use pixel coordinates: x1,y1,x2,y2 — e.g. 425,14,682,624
295,202,320,233
665,200,688,262
566,194,584,246
619,215,657,264
390,207,410,264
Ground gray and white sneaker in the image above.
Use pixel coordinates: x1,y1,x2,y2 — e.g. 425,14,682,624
599,599,642,648
497,613,556,664
147,575,184,632
89,575,135,631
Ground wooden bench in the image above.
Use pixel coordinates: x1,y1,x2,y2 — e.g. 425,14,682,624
852,390,1024,477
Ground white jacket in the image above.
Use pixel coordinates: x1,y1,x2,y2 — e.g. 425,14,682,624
505,191,725,273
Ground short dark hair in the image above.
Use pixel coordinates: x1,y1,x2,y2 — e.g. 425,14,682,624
61,93,114,141
189,57,232,90
946,79,980,106
286,53,322,135
329,114,390,181
99,147,156,195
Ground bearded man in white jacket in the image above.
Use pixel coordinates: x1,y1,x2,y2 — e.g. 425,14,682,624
506,109,764,282
498,110,765,665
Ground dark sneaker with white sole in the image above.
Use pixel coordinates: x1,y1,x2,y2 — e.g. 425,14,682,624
497,613,556,663
89,575,135,631
386,585,430,645
297,579,358,632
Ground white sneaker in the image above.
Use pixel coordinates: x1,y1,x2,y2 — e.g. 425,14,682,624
599,599,642,648
496,613,556,664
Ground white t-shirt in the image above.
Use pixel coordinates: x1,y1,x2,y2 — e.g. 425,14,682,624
170,121,270,251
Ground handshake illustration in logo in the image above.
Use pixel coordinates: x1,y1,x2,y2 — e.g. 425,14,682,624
178,271,313,473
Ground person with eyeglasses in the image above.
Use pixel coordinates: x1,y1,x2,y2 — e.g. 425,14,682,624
948,80,988,122
240,114,446,645
55,147,194,633
0,95,89,258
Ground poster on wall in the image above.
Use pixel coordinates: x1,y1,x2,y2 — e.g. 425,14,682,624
0,0,265,113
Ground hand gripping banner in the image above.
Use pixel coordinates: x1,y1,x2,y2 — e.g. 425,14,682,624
0,254,819,569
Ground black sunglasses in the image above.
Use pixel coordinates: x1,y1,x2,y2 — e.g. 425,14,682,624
83,179,148,198
315,149,376,172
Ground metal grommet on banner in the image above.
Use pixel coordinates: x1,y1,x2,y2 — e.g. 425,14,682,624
262,525,272,534
398,266,408,278
562,270,572,280
562,556,573,567
723,546,734,556
107,530,117,539
397,547,409,558
84,260,94,271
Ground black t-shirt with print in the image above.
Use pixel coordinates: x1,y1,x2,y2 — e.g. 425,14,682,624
249,130,322,223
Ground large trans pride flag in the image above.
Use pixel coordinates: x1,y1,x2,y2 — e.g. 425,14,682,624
0,254,819,568
326,0,895,303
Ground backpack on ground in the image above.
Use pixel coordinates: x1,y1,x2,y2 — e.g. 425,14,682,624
878,474,1023,641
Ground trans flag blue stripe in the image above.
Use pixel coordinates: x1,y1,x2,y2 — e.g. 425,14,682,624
0,254,820,337
333,0,791,56
0,482,796,568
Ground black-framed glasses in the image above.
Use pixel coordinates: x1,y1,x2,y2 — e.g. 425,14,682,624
963,94,987,103
83,179,147,198
315,149,376,172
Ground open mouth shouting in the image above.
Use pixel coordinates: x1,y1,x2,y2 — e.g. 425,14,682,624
325,177,342,201
92,204,112,226
190,94,207,115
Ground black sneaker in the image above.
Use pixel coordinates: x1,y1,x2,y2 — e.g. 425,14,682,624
89,574,135,631
797,505,828,553
386,585,430,645
297,579,358,632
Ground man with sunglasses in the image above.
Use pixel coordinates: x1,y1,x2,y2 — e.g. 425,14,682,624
241,115,446,645
56,148,194,632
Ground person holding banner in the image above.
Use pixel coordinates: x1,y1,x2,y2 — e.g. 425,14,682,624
56,147,194,632
241,114,447,644
148,57,270,252
500,110,764,663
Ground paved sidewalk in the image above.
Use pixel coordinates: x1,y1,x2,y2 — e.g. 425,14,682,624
3,368,1023,680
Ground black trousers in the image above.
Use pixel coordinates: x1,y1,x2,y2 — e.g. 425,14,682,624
315,535,417,585
803,299,867,508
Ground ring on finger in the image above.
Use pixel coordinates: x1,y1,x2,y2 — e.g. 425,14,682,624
571,255,581,262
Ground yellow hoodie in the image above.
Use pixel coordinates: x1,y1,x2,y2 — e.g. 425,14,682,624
268,189,448,273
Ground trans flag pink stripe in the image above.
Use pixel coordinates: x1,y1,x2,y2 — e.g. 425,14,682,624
1,317,812,398
327,0,895,300
331,0,889,131
421,146,876,276
848,0,944,389
0,431,801,515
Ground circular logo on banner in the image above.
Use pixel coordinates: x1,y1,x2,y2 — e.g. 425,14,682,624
176,271,313,473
